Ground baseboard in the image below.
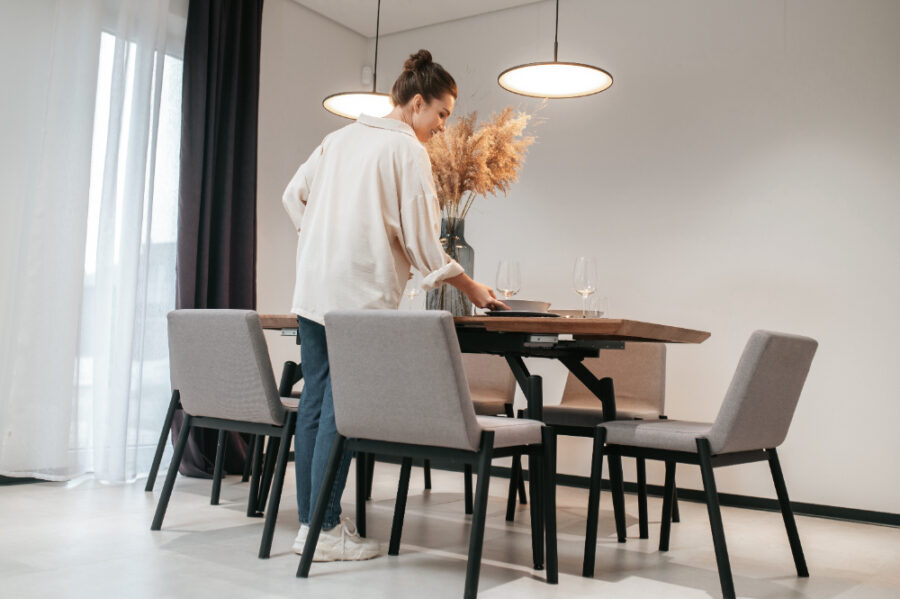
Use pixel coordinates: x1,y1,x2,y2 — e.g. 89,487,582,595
0,475,42,486
371,455,899,528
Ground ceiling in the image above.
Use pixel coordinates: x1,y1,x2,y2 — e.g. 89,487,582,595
292,0,543,38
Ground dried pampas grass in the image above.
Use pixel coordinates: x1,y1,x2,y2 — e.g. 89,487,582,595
426,107,537,220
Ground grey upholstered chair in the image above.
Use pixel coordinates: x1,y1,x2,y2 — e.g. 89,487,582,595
151,310,298,559
539,343,678,540
584,331,817,599
297,310,557,598
144,359,301,516
363,353,527,518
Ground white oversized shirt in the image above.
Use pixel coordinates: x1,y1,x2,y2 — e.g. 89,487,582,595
282,113,464,324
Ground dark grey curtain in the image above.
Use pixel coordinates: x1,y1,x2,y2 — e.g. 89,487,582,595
173,0,264,477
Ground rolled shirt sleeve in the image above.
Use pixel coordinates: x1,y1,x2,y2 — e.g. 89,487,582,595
399,148,465,290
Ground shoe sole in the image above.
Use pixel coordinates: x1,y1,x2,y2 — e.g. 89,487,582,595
292,543,382,562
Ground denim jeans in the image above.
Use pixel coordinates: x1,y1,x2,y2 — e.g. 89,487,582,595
295,316,352,529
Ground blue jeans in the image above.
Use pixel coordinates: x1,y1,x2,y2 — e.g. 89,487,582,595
295,316,352,529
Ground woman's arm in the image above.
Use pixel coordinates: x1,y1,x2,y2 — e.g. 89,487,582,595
446,272,509,311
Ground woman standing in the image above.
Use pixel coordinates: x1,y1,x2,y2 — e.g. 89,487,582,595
282,50,506,561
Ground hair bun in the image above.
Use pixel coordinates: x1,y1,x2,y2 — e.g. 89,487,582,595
404,49,433,72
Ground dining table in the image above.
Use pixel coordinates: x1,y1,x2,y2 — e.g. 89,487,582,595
259,312,710,423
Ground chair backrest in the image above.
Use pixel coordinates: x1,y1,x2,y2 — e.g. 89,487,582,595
707,331,818,454
462,353,516,404
324,310,482,452
561,343,666,414
167,310,286,425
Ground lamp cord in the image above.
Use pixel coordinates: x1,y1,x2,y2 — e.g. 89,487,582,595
373,0,381,92
554,0,559,61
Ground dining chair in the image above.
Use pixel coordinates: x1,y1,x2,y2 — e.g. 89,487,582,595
362,353,528,519
297,310,557,598
583,331,817,599
151,309,298,559
537,343,679,539
144,359,300,482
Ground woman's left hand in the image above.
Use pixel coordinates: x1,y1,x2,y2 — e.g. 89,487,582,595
448,274,509,311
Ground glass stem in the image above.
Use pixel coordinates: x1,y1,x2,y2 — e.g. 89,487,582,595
582,294,587,318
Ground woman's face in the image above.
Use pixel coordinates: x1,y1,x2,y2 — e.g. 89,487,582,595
408,93,455,143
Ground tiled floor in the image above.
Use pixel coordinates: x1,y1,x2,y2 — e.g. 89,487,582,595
1,463,897,598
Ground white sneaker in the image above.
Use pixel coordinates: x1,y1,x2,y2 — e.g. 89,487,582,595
294,516,382,562
291,524,309,554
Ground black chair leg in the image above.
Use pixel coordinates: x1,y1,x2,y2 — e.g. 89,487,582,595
608,453,627,543
151,413,192,530
511,410,530,506
257,436,280,511
583,426,606,577
768,448,809,577
423,459,432,490
637,457,649,539
516,454,528,504
527,450,545,570
259,416,294,558
659,459,677,551
542,427,558,584
356,452,368,537
505,453,521,522
464,463,474,515
697,438,736,599
669,461,681,523
247,433,265,517
145,390,180,492
389,457,413,555
210,429,226,505
241,434,256,483
464,432,494,599
297,434,347,578
365,451,375,500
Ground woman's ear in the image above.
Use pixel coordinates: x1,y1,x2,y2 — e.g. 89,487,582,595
412,93,424,113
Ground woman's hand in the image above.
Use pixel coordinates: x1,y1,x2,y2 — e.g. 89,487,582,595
447,273,509,311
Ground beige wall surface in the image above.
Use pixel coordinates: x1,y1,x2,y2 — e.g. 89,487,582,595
258,0,900,513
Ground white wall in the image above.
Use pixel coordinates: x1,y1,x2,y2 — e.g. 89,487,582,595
257,0,900,513
257,0,369,369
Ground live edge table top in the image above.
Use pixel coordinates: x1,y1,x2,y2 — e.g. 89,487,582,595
259,314,710,345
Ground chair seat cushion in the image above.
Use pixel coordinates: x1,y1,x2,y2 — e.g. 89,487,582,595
601,419,713,453
476,416,543,448
280,396,300,411
542,400,660,428
473,397,508,416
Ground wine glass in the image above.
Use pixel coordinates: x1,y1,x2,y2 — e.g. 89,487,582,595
495,260,521,300
572,257,598,318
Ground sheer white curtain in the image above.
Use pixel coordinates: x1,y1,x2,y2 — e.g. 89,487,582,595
0,0,186,482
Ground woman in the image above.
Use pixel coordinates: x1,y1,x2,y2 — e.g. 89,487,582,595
282,50,506,562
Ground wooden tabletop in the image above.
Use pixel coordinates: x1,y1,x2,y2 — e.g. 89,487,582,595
259,313,710,345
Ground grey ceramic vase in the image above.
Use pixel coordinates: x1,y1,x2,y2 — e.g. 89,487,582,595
426,217,474,316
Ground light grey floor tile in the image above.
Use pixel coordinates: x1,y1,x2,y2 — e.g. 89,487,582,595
0,462,897,598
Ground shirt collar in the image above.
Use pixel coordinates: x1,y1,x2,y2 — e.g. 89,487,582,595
358,113,416,138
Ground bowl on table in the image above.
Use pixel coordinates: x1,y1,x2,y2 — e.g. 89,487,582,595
500,299,551,313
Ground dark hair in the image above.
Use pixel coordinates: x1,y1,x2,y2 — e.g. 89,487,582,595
390,49,457,107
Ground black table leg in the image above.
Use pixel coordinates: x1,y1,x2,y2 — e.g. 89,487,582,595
560,357,616,421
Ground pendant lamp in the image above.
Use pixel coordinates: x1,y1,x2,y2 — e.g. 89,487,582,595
323,0,392,119
498,0,612,98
